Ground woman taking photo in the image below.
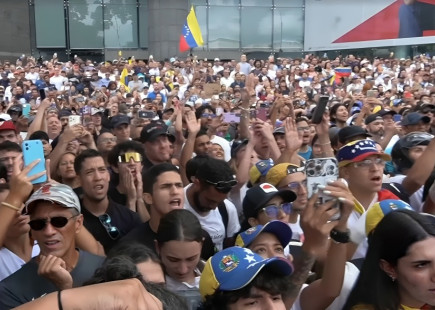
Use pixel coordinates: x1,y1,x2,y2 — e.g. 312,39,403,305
156,209,204,292
343,209,435,310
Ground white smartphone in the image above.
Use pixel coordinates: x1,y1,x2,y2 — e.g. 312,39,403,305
68,115,81,127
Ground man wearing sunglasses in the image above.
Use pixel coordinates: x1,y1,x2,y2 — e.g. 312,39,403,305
0,183,104,309
184,157,240,251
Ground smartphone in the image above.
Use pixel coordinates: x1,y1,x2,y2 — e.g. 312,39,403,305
223,112,240,123
22,103,31,118
249,109,257,119
367,90,377,98
69,115,81,127
306,157,340,221
39,88,46,100
393,114,402,122
138,111,156,119
22,140,47,184
311,96,329,124
216,107,223,116
257,108,268,122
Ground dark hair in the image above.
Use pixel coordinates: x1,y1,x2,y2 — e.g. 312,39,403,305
195,104,216,120
107,140,145,168
28,130,49,142
0,141,21,153
156,209,203,245
196,129,208,139
202,267,290,310
343,210,435,310
186,155,211,183
195,156,234,186
108,242,161,266
74,149,102,174
85,255,188,310
329,103,347,123
142,163,180,194
0,162,9,185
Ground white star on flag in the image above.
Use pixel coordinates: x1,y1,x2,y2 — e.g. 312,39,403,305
244,255,256,263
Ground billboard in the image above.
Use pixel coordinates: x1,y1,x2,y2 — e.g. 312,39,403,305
304,0,435,51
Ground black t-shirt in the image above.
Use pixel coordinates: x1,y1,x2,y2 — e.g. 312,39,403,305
81,199,142,253
0,250,104,309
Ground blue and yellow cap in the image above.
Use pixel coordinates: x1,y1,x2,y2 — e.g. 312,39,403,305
199,246,293,298
337,139,391,168
235,221,292,249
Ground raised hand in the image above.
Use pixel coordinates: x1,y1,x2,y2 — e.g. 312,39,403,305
38,254,73,290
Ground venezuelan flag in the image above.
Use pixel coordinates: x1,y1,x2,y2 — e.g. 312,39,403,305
179,6,204,52
331,67,352,85
119,67,130,92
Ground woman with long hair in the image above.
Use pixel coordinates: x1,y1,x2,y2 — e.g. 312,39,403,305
343,210,435,310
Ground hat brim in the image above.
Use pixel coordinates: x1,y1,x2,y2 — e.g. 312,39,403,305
219,257,293,292
241,221,292,248
339,152,391,168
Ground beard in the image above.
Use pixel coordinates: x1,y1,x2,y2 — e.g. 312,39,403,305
192,190,211,214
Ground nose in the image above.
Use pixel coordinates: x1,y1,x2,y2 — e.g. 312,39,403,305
261,297,279,310
42,222,57,235
177,262,189,275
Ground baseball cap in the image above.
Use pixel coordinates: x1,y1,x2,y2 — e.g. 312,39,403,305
230,139,249,158
91,107,104,116
235,221,292,249
243,183,296,220
377,109,396,117
273,126,285,135
337,139,391,168
338,126,371,145
59,109,72,118
401,112,431,126
199,246,293,298
350,199,412,244
249,159,274,184
364,114,383,125
265,163,304,187
140,120,174,143
0,120,16,132
214,58,220,62
111,114,130,129
25,183,81,213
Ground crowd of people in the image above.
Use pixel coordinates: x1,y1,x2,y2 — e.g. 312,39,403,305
0,51,434,309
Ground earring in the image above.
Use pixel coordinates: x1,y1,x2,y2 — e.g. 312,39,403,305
389,275,396,282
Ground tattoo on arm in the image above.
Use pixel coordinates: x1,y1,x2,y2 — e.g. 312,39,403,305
285,250,316,299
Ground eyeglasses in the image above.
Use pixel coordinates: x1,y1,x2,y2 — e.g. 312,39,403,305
205,179,237,193
353,158,386,168
98,213,120,240
201,113,216,118
259,203,292,219
297,126,310,132
118,152,142,163
29,215,77,231
288,180,308,192
100,137,117,143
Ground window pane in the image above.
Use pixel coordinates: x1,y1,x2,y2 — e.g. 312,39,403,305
209,0,239,6
69,0,104,49
104,3,138,48
241,7,272,48
190,0,207,5
138,0,148,48
274,0,303,7
34,0,66,47
273,8,303,50
208,7,240,48
241,0,272,6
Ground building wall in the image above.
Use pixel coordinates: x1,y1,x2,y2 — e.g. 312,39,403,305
0,0,32,60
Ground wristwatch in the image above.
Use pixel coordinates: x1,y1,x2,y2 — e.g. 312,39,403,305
330,228,350,243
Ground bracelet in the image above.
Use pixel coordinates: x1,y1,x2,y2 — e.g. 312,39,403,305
1,202,21,212
318,142,331,146
239,106,249,111
58,290,63,310
330,228,350,243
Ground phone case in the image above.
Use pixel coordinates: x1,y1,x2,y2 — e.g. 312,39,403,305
257,108,268,122
22,104,31,118
223,112,240,123
69,115,81,127
22,140,47,184
311,96,328,124
306,157,340,220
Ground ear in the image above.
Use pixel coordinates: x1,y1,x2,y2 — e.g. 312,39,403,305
339,167,350,180
143,192,153,205
111,164,119,174
0,178,6,184
192,177,201,189
75,214,84,234
248,217,259,227
379,259,397,280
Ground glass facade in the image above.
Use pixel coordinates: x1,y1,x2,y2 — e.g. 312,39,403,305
190,0,304,51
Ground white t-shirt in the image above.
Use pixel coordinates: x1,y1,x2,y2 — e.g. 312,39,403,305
389,174,424,212
184,185,241,251
0,244,40,281
288,215,304,242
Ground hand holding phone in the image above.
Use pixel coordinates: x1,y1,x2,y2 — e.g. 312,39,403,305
22,140,47,184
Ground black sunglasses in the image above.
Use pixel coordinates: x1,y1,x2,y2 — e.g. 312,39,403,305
98,213,120,240
205,179,237,193
29,215,77,231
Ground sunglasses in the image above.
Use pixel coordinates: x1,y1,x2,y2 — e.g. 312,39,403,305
29,215,77,231
259,203,292,219
98,213,120,240
201,113,216,118
288,180,308,192
205,179,237,193
118,152,142,163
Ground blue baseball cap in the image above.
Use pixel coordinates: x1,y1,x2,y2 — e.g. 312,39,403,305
235,221,292,249
401,112,430,126
199,246,293,298
337,139,391,168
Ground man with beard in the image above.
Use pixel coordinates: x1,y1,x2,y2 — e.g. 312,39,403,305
184,157,240,251
74,149,142,253
364,114,384,143
296,117,312,160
